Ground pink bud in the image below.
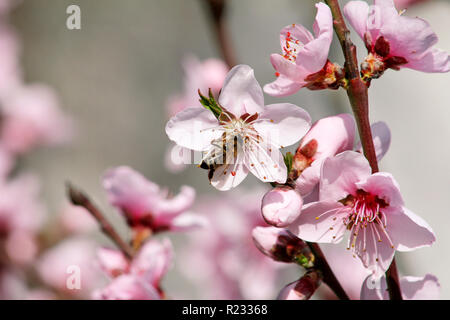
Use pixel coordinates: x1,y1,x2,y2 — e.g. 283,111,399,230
277,271,322,300
261,186,303,227
252,226,309,263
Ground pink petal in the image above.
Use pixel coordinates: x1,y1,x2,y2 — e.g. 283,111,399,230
253,103,311,148
93,274,160,300
356,121,391,161
288,201,347,244
388,207,435,252
152,185,196,223
102,166,159,219
295,161,321,197
405,46,450,73
97,247,129,278
165,106,221,151
263,73,304,97
280,23,314,50
130,239,173,286
353,223,395,278
295,3,333,74
401,274,440,300
343,1,370,41
218,65,264,117
355,172,404,208
320,151,372,202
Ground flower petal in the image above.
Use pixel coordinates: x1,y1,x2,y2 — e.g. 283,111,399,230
210,148,249,191
165,106,221,151
356,121,391,161
288,201,347,244
401,274,440,300
168,212,209,232
244,141,287,184
355,172,404,208
253,103,311,148
93,274,160,300
388,207,435,252
97,247,129,278
320,151,372,202
218,65,264,117
343,1,370,41
263,73,304,97
152,185,196,223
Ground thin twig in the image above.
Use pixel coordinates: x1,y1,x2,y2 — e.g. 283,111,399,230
307,242,349,300
202,0,237,68
66,182,134,260
324,0,402,300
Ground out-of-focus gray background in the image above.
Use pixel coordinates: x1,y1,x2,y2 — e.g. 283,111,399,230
10,0,450,298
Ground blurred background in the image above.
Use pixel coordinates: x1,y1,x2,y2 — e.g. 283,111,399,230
0,0,448,299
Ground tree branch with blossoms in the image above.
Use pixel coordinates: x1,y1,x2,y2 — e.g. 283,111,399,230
324,0,401,301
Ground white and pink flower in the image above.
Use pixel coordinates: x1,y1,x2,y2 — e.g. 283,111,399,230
264,3,338,96
344,0,449,74
166,64,311,190
289,151,435,277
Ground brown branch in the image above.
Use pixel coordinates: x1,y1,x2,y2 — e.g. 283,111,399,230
324,0,402,300
202,0,237,69
307,242,349,300
66,182,134,260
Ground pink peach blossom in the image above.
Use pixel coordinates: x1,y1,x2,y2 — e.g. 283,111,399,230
264,3,335,96
344,0,449,73
394,0,430,9
289,151,435,277
361,273,440,299
166,64,311,190
0,84,73,154
94,239,172,300
102,166,205,232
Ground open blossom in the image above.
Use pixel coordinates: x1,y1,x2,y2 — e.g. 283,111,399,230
94,239,172,300
289,151,435,277
179,189,285,299
362,273,440,299
166,64,311,190
165,56,228,173
344,0,449,75
264,3,338,97
0,84,73,154
102,166,206,232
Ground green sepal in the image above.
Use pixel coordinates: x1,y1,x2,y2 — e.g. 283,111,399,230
284,152,294,174
198,88,222,120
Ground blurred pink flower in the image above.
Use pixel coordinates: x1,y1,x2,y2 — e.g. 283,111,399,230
344,0,449,73
166,64,311,190
94,238,172,300
36,237,103,298
0,84,73,154
102,166,205,232
0,24,21,97
264,3,335,96
289,151,435,278
0,174,45,265
362,273,440,299
166,56,228,118
261,186,303,227
179,189,286,299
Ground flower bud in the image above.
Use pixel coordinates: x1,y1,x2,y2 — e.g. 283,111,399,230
252,226,313,266
277,270,322,300
261,186,303,227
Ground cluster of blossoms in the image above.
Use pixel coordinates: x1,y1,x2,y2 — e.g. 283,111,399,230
163,0,447,300
0,0,75,299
